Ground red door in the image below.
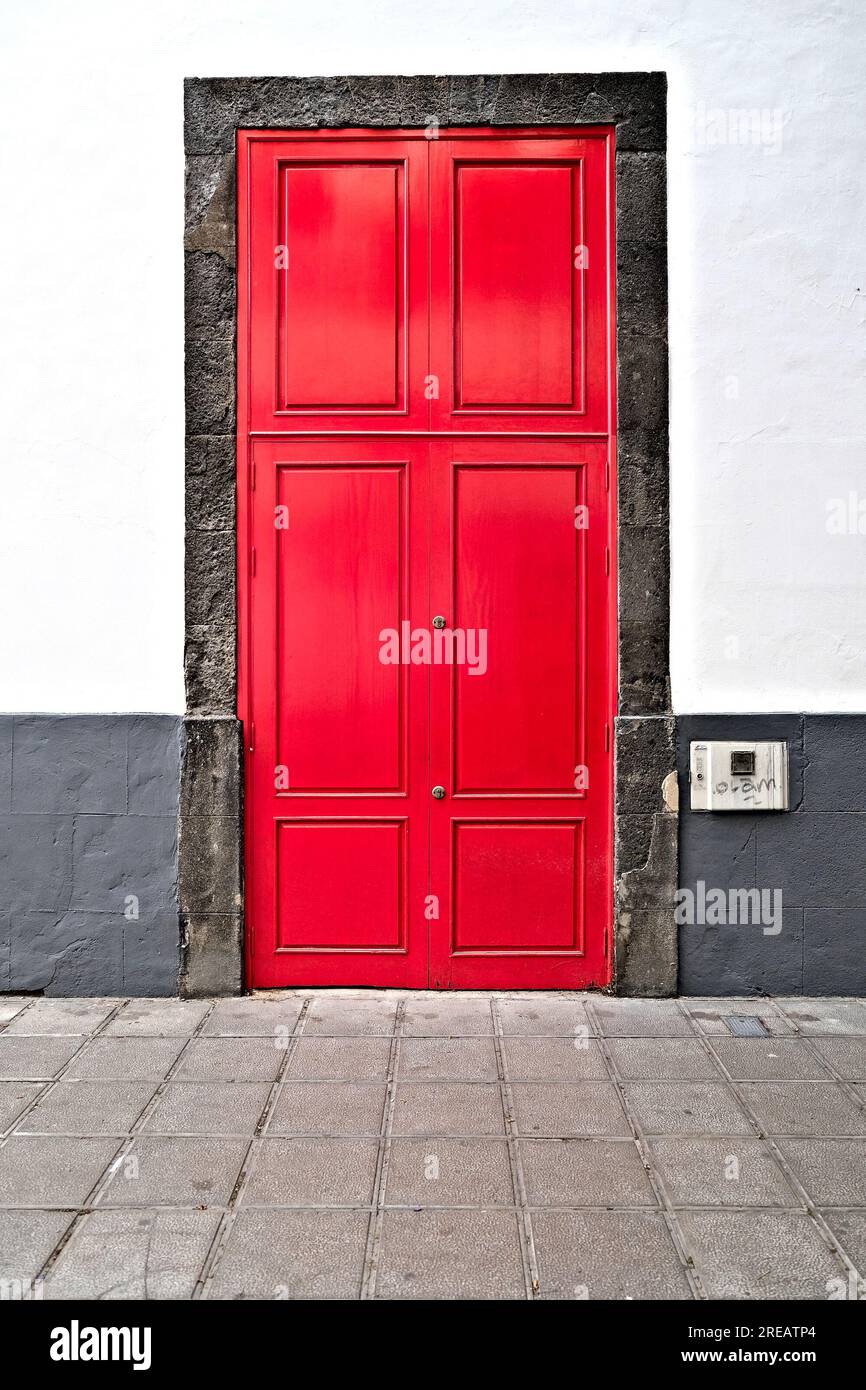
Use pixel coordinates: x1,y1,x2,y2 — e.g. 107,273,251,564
239,128,615,989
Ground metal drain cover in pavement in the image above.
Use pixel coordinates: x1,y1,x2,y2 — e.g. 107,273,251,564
726,1015,769,1037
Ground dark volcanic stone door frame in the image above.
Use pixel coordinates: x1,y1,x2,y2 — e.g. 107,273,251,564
181,74,673,997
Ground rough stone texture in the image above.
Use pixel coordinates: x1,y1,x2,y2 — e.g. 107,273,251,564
0,716,182,996
184,75,670,997
178,717,244,997
678,714,866,995
615,716,677,996
183,73,667,156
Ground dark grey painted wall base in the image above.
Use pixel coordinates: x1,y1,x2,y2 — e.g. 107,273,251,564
0,716,182,996
3,711,864,998
677,715,866,996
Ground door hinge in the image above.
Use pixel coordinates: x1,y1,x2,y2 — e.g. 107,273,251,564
604,925,610,958
604,722,610,753
248,722,255,753
605,546,610,576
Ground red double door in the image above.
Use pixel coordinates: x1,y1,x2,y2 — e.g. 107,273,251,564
239,128,616,988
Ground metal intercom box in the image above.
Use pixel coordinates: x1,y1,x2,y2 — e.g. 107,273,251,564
689,741,789,811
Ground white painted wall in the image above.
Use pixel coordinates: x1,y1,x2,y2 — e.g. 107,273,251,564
0,0,863,713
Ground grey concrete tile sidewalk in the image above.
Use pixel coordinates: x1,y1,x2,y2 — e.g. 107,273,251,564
0,990,864,1300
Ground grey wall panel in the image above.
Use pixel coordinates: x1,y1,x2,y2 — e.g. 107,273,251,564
0,716,182,997
677,714,866,996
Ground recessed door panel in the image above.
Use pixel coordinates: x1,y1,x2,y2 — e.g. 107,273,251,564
245,135,428,432
276,819,406,950
279,164,399,408
452,462,585,794
457,164,576,407
275,462,405,793
453,821,584,952
430,134,611,433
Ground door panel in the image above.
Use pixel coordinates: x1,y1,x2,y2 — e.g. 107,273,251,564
246,135,429,432
246,439,429,987
452,821,584,952
279,164,400,408
274,462,405,792
451,460,585,794
430,135,612,433
428,438,610,989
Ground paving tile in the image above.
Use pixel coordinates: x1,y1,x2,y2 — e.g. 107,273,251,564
201,997,305,1037
818,1210,866,1272
648,1137,798,1207
304,997,398,1036
0,1210,73,1283
375,1211,525,1300
140,1083,272,1136
398,1038,498,1082
520,1138,655,1206
496,997,591,1036
606,1039,722,1081
502,1037,608,1081
533,1211,692,1299
0,991,863,1302
740,1082,866,1137
0,1035,83,1080
402,1000,493,1035
207,1209,369,1299
0,1137,120,1206
43,1208,221,1299
777,998,866,1035
16,1081,156,1135
591,999,695,1038
811,1037,866,1079
64,1037,184,1081
678,1210,846,1299
174,1038,284,1083
510,1083,630,1137
778,1138,866,1205
269,1083,386,1136
0,998,31,1027
0,1082,43,1132
104,1000,210,1036
98,1137,248,1207
242,1138,378,1207
391,1083,504,1136
684,998,794,1036
384,1138,513,1207
709,1037,832,1081
286,1038,391,1081
623,1082,754,1136
4,998,117,1035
